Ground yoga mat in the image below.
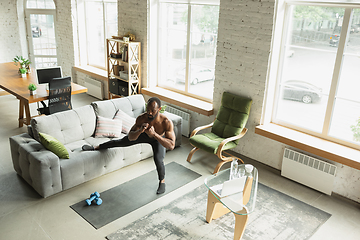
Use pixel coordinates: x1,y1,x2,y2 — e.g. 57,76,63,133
70,162,201,229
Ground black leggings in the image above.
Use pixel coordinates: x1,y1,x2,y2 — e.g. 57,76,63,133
99,133,166,181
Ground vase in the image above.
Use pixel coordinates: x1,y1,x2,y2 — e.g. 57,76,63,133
21,73,26,78
30,90,36,95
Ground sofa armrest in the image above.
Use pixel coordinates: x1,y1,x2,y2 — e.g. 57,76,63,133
163,112,182,147
9,133,62,198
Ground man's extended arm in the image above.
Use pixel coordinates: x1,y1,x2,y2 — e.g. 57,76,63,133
128,117,147,141
146,119,175,150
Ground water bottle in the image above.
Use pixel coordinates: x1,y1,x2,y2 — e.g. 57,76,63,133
230,158,238,180
244,164,254,178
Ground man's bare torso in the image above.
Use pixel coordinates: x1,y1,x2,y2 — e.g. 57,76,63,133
135,112,170,136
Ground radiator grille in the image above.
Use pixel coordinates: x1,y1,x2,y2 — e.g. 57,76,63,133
165,105,191,137
85,76,103,100
281,148,337,195
284,148,336,176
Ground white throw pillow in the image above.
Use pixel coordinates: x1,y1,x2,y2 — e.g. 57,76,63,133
113,109,136,134
95,116,122,138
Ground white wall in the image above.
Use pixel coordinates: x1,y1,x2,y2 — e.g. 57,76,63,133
0,0,22,63
54,0,76,77
118,0,148,88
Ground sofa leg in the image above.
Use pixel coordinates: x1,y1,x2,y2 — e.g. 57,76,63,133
187,147,199,163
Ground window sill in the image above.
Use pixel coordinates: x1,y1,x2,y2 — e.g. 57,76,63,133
141,87,214,116
73,65,108,82
255,123,360,170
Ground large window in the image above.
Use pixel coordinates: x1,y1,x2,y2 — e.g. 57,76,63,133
272,3,360,149
25,0,58,68
157,1,219,101
78,0,118,69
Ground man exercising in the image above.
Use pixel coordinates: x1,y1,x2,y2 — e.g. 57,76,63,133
82,97,176,194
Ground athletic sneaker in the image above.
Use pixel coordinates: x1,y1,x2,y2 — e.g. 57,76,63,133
82,145,95,151
157,182,166,194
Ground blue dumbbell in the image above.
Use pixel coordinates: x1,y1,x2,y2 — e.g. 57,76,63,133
85,192,100,206
94,197,103,205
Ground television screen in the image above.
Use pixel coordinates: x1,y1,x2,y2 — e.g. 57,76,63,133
36,66,62,84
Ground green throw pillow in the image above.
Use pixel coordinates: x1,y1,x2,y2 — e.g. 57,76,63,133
145,103,167,113
39,132,69,159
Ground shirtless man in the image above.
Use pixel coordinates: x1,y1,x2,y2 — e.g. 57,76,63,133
82,97,175,194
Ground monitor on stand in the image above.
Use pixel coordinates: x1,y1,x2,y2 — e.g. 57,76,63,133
36,66,63,89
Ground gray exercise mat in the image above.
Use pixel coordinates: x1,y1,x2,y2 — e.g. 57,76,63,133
70,162,201,229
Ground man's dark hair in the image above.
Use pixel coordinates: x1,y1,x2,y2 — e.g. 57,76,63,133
147,97,161,109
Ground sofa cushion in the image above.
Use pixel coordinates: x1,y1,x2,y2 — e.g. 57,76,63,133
95,116,122,138
31,105,96,145
91,95,145,119
60,141,153,190
113,109,136,134
39,132,70,159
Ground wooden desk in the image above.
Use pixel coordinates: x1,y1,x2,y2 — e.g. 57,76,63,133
0,62,87,127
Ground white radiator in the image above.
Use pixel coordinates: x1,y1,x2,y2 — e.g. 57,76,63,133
165,105,191,137
84,77,103,100
281,148,337,195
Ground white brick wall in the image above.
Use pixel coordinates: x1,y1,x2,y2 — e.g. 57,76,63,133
118,0,147,87
0,0,22,63
213,0,283,169
54,0,75,77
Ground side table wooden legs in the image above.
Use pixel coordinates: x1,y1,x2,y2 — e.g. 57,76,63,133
206,176,254,240
233,208,249,240
206,190,230,223
206,191,249,240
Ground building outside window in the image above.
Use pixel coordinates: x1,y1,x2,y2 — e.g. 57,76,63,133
78,0,118,69
157,1,219,101
272,2,360,149
25,0,58,68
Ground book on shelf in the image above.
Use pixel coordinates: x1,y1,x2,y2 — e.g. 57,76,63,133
122,46,128,62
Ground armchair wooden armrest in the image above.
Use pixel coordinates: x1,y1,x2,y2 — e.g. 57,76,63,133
190,121,215,138
216,127,248,158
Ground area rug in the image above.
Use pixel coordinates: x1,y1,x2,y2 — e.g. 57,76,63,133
70,162,201,229
107,180,331,240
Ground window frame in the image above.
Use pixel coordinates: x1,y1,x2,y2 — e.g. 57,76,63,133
267,0,360,150
77,0,118,70
25,1,58,68
153,0,219,103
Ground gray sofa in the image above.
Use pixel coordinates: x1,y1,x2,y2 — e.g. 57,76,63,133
9,95,182,198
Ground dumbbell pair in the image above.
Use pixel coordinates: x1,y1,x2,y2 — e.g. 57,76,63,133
85,191,103,206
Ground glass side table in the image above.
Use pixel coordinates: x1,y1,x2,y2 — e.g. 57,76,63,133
204,165,258,240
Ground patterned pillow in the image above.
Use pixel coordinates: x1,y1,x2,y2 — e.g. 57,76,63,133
95,116,122,138
113,109,136,134
39,132,69,159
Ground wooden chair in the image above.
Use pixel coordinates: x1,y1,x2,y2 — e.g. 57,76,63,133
187,92,252,174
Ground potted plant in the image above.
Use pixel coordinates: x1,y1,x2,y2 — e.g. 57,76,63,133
13,55,31,74
19,67,27,78
28,83,37,95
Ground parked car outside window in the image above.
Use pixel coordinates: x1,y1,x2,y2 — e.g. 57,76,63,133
176,66,215,85
32,26,42,38
282,80,322,104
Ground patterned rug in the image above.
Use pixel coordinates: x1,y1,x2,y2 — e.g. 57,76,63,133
107,182,331,240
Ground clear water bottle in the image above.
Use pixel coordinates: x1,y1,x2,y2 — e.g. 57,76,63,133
230,158,239,180
245,164,254,178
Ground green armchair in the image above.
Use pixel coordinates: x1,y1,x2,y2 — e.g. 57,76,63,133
187,92,252,174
